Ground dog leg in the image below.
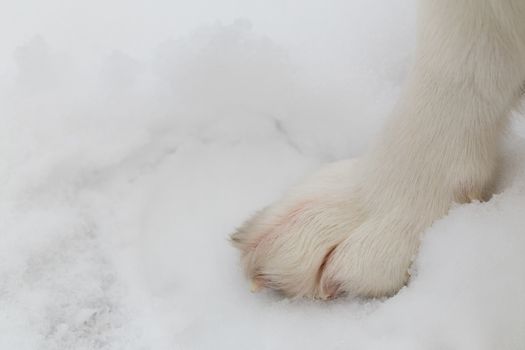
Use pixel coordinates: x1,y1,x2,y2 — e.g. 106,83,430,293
232,0,525,298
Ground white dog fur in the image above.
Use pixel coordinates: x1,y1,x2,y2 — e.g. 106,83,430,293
231,0,525,299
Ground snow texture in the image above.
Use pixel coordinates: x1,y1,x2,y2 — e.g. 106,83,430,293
1,1,524,349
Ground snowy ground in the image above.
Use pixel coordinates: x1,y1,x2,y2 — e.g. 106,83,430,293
1,1,525,349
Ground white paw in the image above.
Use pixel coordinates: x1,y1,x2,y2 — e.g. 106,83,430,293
231,157,478,299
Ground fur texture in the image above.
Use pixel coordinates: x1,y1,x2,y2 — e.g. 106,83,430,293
232,0,525,299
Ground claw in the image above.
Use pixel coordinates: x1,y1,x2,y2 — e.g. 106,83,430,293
250,278,264,293
320,280,342,300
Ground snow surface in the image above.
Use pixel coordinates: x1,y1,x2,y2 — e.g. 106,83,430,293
1,1,525,349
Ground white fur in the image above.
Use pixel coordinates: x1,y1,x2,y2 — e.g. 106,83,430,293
232,0,525,299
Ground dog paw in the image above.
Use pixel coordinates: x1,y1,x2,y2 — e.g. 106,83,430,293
231,159,428,299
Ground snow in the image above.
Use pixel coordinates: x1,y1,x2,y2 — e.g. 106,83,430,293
1,1,524,349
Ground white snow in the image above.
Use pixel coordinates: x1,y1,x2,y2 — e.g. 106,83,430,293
1,1,524,349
